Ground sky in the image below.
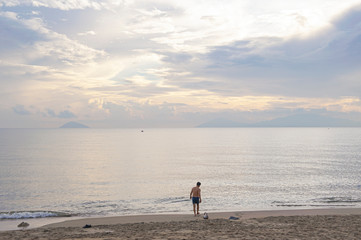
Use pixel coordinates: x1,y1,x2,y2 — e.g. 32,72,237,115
1,0,361,128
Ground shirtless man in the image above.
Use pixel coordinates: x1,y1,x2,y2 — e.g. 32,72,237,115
190,182,201,216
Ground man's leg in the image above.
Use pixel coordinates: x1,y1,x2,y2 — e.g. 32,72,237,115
193,204,196,216
197,203,200,215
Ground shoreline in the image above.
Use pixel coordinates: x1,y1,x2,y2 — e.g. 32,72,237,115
1,208,361,239
43,207,361,228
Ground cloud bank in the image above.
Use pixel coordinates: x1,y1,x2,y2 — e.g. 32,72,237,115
0,1,361,127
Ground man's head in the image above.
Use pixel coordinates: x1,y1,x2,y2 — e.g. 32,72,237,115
197,182,201,187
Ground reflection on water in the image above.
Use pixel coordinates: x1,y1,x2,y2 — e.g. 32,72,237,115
0,128,361,218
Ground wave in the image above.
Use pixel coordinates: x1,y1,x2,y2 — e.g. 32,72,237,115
313,197,361,204
0,211,71,219
155,197,189,204
272,196,361,208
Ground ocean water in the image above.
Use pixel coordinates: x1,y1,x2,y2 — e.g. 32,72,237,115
1,128,361,227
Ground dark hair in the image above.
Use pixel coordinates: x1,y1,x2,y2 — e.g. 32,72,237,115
197,182,201,186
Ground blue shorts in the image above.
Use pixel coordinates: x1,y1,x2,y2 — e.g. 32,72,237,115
192,197,200,204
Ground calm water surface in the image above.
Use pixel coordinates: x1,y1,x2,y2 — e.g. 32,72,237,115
1,128,361,224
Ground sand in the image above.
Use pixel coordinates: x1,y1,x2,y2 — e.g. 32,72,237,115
1,208,361,239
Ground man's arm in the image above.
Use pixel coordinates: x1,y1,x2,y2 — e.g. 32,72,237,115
199,189,201,202
190,188,193,199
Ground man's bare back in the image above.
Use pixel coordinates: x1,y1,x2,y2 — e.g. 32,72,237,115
191,186,201,197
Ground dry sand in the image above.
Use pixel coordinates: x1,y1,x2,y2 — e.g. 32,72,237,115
1,208,361,239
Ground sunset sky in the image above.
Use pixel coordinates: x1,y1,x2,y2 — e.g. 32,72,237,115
1,0,361,128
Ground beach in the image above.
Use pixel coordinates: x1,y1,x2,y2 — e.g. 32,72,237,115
1,208,361,239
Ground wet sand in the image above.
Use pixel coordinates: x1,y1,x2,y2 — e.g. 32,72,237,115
1,208,361,239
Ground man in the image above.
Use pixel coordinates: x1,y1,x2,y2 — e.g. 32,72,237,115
190,182,201,216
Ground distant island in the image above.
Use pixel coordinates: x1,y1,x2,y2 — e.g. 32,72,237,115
60,121,89,128
197,114,361,128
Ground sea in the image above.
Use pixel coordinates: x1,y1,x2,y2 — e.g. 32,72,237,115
1,128,361,230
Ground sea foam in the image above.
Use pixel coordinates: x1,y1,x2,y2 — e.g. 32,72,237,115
0,211,61,219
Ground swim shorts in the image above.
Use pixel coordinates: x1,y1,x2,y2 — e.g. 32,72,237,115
192,197,200,204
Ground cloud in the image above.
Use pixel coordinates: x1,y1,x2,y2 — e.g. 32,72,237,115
57,110,76,118
158,5,361,99
12,105,31,115
85,100,191,127
1,1,361,128
78,30,96,36
46,109,76,118
0,0,104,10
0,8,106,64
0,14,44,53
159,51,193,64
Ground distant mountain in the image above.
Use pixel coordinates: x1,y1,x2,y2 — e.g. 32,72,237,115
196,114,361,128
252,114,361,127
60,121,89,128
